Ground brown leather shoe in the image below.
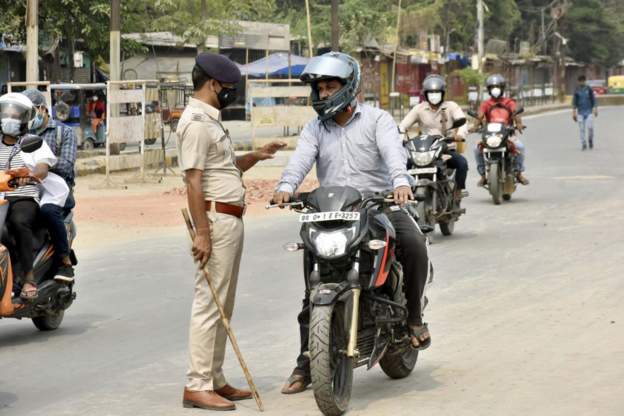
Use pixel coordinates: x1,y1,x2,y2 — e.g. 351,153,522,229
516,173,530,185
182,388,235,411
215,384,252,401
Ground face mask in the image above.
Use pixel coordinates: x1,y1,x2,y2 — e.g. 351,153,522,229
490,87,502,98
217,83,238,109
427,92,443,106
1,118,22,137
93,96,98,102
30,113,45,131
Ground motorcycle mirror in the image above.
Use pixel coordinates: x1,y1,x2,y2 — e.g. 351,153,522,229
514,107,525,116
19,134,43,153
451,118,466,129
467,109,479,118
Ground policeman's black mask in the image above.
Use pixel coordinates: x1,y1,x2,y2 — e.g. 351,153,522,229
216,82,238,109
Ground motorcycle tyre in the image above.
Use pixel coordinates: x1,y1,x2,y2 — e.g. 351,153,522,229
32,310,64,331
379,344,419,379
310,303,353,416
488,165,503,205
503,194,512,201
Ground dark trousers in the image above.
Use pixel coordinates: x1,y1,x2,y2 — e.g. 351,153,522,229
6,197,39,284
446,152,469,190
39,188,74,260
294,209,430,376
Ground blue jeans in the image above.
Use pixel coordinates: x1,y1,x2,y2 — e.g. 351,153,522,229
578,113,594,146
474,139,525,176
39,190,74,259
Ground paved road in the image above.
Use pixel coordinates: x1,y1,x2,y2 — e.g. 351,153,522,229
2,108,624,416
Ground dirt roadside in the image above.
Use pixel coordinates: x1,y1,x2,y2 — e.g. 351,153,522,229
72,166,317,252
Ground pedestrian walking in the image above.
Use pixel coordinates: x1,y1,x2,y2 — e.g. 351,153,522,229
572,75,598,150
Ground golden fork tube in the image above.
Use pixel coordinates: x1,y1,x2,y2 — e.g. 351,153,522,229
346,288,361,358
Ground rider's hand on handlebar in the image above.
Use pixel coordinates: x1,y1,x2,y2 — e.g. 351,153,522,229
393,186,413,207
271,191,292,208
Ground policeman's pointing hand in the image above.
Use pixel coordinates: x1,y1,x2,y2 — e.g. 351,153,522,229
256,141,287,161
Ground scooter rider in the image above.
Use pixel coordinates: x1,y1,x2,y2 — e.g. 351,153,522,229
22,88,76,282
399,74,470,200
0,93,56,300
473,74,529,186
272,52,433,394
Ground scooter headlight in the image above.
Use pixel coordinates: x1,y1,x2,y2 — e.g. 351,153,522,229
486,134,503,148
412,150,436,167
309,226,356,258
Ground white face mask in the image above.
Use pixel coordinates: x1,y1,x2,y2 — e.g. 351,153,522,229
427,92,443,106
490,87,502,98
1,118,22,137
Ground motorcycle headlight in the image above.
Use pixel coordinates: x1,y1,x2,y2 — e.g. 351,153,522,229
412,150,436,167
309,226,356,258
486,134,503,148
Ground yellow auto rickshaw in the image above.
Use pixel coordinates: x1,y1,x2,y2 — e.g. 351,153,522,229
608,75,624,94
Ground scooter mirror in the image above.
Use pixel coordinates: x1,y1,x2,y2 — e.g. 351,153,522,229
19,134,43,153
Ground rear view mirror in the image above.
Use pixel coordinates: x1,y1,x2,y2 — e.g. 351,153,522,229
467,110,478,118
451,118,466,129
514,107,524,116
19,134,43,153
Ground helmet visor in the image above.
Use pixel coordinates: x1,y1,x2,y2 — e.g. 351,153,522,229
0,101,33,124
300,55,353,83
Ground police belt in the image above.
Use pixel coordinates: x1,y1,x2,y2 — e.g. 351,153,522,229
205,201,245,218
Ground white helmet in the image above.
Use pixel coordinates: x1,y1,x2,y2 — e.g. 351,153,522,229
0,93,36,137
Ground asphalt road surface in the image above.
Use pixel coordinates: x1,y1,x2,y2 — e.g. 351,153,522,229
2,108,624,416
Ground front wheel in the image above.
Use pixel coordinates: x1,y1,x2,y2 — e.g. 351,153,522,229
32,310,64,331
310,303,353,416
488,164,503,205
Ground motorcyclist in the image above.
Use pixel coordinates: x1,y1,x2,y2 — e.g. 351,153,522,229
399,74,470,200
272,52,432,394
22,88,76,282
473,74,529,186
0,93,57,299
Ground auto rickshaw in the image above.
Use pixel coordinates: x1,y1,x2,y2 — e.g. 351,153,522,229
50,83,107,150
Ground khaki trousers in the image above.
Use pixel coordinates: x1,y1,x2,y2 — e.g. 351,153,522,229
186,211,244,391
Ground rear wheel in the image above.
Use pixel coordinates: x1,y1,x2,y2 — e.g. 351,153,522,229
32,310,64,331
439,219,455,236
145,138,157,145
503,194,512,201
310,303,353,416
488,164,502,205
81,138,95,151
379,346,419,379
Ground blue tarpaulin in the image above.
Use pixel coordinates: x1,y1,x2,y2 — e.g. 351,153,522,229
240,53,310,77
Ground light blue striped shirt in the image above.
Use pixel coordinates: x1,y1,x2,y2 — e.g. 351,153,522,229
277,103,411,194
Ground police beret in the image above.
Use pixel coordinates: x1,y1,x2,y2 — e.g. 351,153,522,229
195,53,241,84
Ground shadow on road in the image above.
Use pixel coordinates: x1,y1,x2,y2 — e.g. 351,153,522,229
0,314,102,348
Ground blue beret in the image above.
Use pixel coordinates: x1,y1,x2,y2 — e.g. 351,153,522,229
195,53,241,84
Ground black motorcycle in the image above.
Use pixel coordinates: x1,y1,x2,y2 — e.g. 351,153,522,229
468,108,524,205
405,118,467,236
270,186,430,416
0,135,77,330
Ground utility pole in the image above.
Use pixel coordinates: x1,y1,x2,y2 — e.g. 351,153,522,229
541,7,547,54
26,0,39,84
305,0,314,57
331,0,339,51
110,0,121,81
391,0,402,93
477,0,484,74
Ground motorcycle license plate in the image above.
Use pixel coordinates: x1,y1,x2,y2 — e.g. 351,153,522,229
409,167,437,175
299,211,361,223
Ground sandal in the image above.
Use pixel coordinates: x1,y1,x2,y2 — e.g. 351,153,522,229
409,323,431,351
280,370,311,395
20,282,38,301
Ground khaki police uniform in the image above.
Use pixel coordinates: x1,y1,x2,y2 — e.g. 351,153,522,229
177,97,245,391
399,101,469,153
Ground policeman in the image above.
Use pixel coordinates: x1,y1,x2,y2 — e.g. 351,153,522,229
177,53,285,411
399,74,470,200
